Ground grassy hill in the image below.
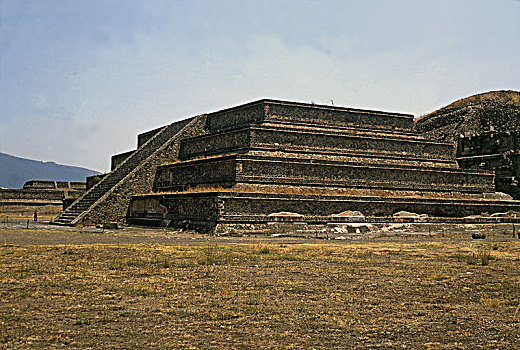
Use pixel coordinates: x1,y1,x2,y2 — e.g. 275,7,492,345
414,90,520,144
0,152,99,189
417,90,520,122
441,90,520,109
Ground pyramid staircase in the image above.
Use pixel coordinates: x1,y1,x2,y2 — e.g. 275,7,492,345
52,117,197,225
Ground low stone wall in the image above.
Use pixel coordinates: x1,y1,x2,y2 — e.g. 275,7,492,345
179,126,453,161
154,154,495,193
0,189,66,201
23,180,85,190
0,188,84,202
128,191,520,231
111,150,135,171
206,99,414,134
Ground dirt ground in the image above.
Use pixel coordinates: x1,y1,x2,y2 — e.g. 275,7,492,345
1,224,519,349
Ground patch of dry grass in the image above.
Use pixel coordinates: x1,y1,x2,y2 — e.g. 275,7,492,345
1,239,520,348
0,204,61,223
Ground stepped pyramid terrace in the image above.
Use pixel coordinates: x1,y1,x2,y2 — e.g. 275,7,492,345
53,99,520,233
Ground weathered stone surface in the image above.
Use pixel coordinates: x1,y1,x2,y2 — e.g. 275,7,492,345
414,101,520,144
206,99,414,133
128,191,520,232
76,116,206,226
127,99,520,232
53,115,205,226
154,153,494,193
415,100,520,198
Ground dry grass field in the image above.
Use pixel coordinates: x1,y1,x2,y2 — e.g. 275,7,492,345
0,205,62,224
1,227,520,349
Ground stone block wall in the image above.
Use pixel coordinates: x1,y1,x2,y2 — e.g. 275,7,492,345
264,101,414,131
111,150,135,171
0,189,66,201
1,180,85,206
206,99,414,134
457,130,520,199
154,154,494,193
179,126,454,161
250,128,452,160
237,157,494,193
219,194,519,218
154,156,236,190
457,131,520,157
206,102,266,133
128,191,520,230
179,128,251,160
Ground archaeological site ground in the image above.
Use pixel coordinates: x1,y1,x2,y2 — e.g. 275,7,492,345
1,225,520,349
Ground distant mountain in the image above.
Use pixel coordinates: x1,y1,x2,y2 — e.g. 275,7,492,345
0,152,99,189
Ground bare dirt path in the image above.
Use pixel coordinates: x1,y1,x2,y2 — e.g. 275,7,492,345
1,221,519,247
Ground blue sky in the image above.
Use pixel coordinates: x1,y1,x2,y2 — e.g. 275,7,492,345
1,0,519,171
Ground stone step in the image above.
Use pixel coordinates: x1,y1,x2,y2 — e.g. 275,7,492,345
53,118,196,226
64,209,86,214
155,153,494,194
128,190,520,230
179,126,454,162
258,121,422,138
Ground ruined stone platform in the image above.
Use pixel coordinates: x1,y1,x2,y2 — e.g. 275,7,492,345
128,190,520,231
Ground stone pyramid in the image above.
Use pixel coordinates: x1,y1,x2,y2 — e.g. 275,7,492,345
127,99,520,232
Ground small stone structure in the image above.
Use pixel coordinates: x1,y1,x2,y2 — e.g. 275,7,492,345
0,180,85,207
